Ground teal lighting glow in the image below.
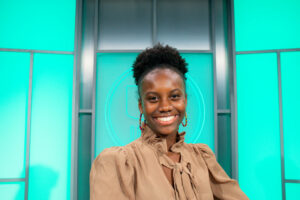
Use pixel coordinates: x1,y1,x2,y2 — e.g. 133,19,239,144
0,182,25,200
95,53,138,155
0,0,76,51
104,69,137,147
29,53,73,199
281,52,300,180
0,52,30,179
125,85,139,120
236,53,282,199
234,0,300,51
95,53,214,156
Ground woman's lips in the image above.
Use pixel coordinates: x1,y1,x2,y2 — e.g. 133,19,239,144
153,115,178,125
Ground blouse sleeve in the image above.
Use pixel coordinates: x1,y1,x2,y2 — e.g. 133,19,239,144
196,144,249,200
90,147,135,200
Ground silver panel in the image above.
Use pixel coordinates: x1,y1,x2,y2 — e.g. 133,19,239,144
78,0,95,199
0,48,73,54
80,0,97,109
91,0,98,163
210,0,218,159
0,178,25,182
98,0,152,50
236,48,300,54
285,180,300,183
96,49,213,53
215,0,230,110
157,0,210,50
79,109,92,114
217,109,231,114
71,0,82,199
229,0,239,180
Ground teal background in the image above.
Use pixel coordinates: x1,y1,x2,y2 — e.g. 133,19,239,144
281,52,300,180
236,53,282,199
0,0,76,199
0,0,299,199
234,0,300,51
0,0,76,51
28,54,74,199
0,52,30,179
0,183,25,200
234,0,300,199
95,53,139,154
286,183,300,200
95,53,215,156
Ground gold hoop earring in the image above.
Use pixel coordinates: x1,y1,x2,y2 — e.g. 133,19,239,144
139,113,146,131
181,113,187,127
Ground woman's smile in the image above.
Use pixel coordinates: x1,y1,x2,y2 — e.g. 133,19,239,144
153,114,179,125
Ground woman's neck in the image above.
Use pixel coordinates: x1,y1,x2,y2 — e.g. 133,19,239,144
163,131,178,152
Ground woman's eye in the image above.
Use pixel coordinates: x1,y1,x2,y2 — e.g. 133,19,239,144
148,96,158,102
171,94,180,99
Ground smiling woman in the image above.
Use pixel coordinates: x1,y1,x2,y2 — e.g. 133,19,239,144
90,44,249,200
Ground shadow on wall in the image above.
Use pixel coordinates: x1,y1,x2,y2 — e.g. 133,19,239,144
15,165,58,200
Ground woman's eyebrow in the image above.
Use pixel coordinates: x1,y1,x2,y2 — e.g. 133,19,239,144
144,91,158,96
170,88,183,93
144,89,182,96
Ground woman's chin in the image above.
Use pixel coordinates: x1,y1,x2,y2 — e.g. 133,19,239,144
150,126,179,137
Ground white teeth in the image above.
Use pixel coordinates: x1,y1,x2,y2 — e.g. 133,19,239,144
157,116,175,122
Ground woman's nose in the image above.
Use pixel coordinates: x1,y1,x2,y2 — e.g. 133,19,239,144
158,99,172,112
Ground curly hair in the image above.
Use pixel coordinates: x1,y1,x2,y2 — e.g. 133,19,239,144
132,44,188,86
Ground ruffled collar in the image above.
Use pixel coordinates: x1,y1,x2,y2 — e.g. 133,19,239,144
141,126,186,155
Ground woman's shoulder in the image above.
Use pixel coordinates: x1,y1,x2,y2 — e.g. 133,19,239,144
92,146,132,167
93,139,141,164
90,146,136,199
185,143,216,158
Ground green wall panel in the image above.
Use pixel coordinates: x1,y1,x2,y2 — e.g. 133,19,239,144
237,53,282,199
95,53,214,156
286,183,300,200
281,52,300,180
0,52,30,179
0,0,76,51
0,182,25,200
234,0,300,51
29,53,73,200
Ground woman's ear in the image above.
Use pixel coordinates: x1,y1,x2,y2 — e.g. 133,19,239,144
138,99,143,113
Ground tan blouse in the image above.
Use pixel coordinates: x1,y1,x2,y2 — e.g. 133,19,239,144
90,127,249,200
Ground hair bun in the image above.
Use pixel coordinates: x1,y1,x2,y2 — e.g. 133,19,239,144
132,44,188,85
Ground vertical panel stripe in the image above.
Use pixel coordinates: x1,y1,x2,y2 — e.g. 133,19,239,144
277,52,286,200
24,52,33,200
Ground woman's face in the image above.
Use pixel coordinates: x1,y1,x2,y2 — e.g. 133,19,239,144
138,68,187,136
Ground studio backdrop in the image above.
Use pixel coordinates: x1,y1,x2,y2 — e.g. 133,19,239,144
0,0,299,200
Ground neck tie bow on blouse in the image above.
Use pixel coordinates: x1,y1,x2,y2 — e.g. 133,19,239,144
142,127,202,200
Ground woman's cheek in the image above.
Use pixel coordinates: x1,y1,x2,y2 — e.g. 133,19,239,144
143,103,156,116
174,100,186,110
